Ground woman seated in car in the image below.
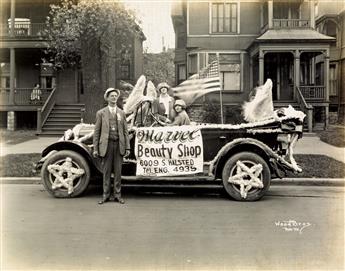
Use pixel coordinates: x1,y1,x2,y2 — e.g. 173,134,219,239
169,99,190,126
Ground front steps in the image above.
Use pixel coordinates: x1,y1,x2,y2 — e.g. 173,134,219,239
40,104,84,136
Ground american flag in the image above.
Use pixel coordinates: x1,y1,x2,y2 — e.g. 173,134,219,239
173,60,221,105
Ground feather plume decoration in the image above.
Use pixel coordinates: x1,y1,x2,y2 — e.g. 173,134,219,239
146,81,157,99
242,79,274,122
123,75,146,114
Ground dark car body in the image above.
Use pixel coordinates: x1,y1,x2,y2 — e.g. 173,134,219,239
37,101,305,201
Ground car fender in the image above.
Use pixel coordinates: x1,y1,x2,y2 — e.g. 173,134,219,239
40,141,101,173
209,137,276,178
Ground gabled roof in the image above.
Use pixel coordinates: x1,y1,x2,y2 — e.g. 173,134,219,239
256,29,335,43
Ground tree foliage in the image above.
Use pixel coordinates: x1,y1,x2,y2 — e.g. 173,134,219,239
143,51,175,87
44,0,140,122
45,0,139,69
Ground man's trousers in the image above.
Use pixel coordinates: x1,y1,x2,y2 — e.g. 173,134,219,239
102,139,123,199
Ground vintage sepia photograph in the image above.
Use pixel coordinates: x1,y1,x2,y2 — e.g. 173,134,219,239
1,0,344,270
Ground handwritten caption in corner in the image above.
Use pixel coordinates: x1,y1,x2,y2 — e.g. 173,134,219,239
275,220,312,234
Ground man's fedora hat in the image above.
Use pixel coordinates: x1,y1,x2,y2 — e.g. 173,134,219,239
104,88,120,100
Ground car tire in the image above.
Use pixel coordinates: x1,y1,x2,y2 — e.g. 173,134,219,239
222,151,271,201
41,150,91,198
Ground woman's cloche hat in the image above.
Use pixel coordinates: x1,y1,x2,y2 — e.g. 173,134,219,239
157,82,170,93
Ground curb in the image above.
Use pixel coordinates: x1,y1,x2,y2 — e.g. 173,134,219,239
0,177,42,184
271,178,345,187
1,177,344,187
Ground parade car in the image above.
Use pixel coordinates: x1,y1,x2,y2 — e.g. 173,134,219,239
36,100,305,201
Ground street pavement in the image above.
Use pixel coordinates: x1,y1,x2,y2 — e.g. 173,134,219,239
1,184,344,270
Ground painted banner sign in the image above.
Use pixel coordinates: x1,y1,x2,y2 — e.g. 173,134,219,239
135,126,203,176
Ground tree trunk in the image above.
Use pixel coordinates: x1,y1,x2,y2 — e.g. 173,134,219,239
81,38,106,123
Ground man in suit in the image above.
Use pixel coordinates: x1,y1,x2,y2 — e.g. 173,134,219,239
93,88,130,204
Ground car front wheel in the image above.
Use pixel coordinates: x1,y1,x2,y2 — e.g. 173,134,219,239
222,152,271,201
41,150,91,198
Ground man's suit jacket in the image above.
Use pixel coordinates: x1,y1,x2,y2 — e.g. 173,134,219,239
93,107,130,157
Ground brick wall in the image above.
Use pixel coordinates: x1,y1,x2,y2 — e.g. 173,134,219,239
7,111,16,131
187,104,244,124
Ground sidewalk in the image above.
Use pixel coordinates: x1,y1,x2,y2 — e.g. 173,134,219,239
295,136,345,163
0,136,58,157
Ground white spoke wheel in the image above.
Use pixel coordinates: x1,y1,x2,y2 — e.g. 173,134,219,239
41,150,91,198
222,152,271,201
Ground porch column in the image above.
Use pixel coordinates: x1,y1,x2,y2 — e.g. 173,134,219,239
10,0,15,37
324,53,330,102
9,48,15,104
324,51,330,128
268,0,273,29
310,0,315,29
294,50,300,100
259,51,264,85
249,57,253,89
9,0,16,105
260,2,263,28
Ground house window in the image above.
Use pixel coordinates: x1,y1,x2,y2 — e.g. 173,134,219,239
211,2,237,33
0,62,10,89
40,76,56,89
0,76,10,88
187,52,241,92
178,64,186,84
220,63,240,92
188,54,198,76
315,2,319,18
329,64,337,96
219,54,241,92
119,62,130,80
273,2,299,19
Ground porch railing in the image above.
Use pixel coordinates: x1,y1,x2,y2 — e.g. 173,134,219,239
37,87,57,134
0,23,47,37
296,86,313,132
0,88,53,105
272,19,310,28
299,86,326,101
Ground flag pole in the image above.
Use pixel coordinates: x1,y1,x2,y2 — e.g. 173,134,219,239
218,57,224,124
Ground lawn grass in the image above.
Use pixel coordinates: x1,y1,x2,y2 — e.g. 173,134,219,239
0,129,37,145
0,153,344,179
317,126,345,148
287,154,344,178
1,153,41,177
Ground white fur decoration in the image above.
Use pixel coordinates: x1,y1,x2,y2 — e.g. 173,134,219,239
48,157,85,195
243,79,274,122
227,160,264,199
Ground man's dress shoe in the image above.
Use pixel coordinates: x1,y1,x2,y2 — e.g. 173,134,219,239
114,197,125,204
98,198,109,205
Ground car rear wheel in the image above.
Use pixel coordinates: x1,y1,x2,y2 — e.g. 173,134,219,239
41,150,91,198
222,152,271,201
